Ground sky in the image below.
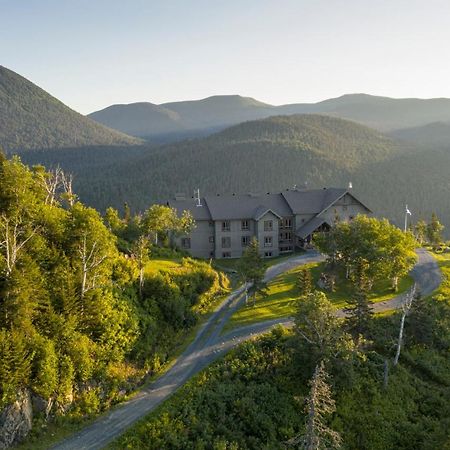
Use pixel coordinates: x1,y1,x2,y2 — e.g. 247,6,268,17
2,0,450,114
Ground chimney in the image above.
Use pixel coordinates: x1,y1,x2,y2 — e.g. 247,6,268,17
348,182,353,189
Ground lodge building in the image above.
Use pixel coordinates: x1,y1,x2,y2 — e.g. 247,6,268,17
168,187,371,259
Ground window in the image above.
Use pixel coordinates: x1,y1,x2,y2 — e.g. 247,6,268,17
264,251,272,258
241,236,250,247
264,220,273,231
241,220,249,230
222,252,231,258
221,237,231,248
222,220,230,232
209,236,215,243
280,218,292,228
181,238,191,249
264,236,273,247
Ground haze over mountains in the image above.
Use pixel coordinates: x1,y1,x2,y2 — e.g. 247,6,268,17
88,92,450,142
2,64,450,235
0,66,141,152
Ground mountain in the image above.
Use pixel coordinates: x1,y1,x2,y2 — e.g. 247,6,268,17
280,94,450,131
88,102,185,138
20,113,450,234
19,114,409,211
388,121,450,148
0,65,141,152
88,95,274,142
89,93,450,143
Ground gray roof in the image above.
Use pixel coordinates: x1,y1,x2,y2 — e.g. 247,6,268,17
296,216,331,239
282,188,348,215
167,188,370,222
204,193,292,221
167,198,212,220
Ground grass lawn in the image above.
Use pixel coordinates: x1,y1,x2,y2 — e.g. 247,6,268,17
224,262,414,333
429,250,450,298
212,251,304,273
145,257,183,274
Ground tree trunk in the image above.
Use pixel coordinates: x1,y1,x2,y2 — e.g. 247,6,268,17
394,310,406,366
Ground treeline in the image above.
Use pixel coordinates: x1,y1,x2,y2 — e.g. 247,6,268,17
0,154,227,447
17,115,450,237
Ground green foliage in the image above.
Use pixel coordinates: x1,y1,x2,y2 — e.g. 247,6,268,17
113,297,450,450
0,66,140,152
427,213,445,247
0,156,225,425
315,215,417,292
296,267,314,297
238,238,267,305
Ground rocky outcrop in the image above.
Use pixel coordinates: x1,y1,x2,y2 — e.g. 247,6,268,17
0,390,33,449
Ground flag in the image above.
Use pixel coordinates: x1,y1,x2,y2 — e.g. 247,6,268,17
406,205,412,215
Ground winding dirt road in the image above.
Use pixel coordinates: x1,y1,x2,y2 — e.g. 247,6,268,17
52,249,440,450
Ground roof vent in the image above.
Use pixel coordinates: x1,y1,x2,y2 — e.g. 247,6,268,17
175,193,186,201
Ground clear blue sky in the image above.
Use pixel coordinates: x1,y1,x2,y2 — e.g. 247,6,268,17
2,0,450,114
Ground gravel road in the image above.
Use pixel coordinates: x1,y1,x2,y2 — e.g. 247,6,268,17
52,249,440,450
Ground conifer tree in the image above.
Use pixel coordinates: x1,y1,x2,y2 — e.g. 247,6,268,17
297,267,314,297
426,213,444,247
288,361,341,449
238,238,267,306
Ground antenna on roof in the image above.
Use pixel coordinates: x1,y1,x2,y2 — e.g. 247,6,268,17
348,182,353,189
194,188,202,207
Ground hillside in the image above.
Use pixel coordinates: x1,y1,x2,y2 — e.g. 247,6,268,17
88,92,450,142
19,113,450,235
0,66,141,152
19,114,410,213
88,95,274,142
88,102,185,138
388,121,450,147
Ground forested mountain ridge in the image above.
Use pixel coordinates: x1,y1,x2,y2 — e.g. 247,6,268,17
0,66,142,152
88,92,450,141
19,115,409,213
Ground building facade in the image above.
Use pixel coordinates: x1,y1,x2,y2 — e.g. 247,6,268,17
168,188,371,259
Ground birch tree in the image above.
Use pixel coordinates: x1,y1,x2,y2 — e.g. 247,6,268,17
0,215,37,277
393,284,417,366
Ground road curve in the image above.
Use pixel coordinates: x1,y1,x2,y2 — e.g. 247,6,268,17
51,251,324,450
52,249,440,450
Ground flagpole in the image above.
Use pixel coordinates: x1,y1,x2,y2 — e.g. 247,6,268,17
404,205,411,232
404,205,408,232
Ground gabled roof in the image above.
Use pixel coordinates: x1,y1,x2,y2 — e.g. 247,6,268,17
281,188,347,215
253,206,283,221
167,188,371,222
296,216,331,239
204,192,292,221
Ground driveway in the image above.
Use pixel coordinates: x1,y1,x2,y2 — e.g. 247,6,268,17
52,249,440,450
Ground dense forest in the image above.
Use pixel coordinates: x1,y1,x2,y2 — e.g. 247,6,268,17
0,66,141,152
0,154,228,447
19,114,450,235
113,291,450,449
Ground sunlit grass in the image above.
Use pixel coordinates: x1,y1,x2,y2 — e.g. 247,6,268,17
225,262,414,332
